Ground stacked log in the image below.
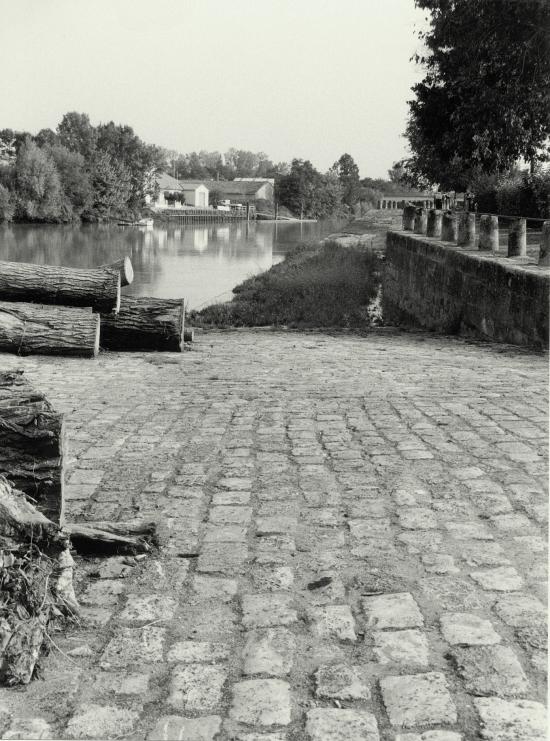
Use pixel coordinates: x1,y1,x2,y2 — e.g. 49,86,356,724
100,296,185,351
0,301,100,358
100,257,134,287
0,261,121,313
0,370,65,524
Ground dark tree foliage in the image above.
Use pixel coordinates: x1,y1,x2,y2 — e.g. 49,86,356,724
404,0,550,189
332,153,361,208
276,159,343,219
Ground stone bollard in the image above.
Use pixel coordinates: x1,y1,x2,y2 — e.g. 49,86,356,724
507,218,527,257
427,209,442,238
414,208,428,235
441,211,458,242
539,221,550,266
457,212,476,248
479,215,499,251
402,205,416,231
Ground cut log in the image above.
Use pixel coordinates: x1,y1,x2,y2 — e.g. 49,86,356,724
0,260,120,313
66,519,157,555
0,370,64,524
99,257,134,287
183,328,194,343
0,301,100,358
99,296,185,351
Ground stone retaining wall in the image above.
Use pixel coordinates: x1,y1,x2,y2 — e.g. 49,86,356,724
383,230,549,349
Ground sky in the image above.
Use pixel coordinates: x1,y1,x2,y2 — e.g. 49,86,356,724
0,0,426,179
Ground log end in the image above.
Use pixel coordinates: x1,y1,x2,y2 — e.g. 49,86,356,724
114,273,121,314
121,257,134,287
92,314,100,357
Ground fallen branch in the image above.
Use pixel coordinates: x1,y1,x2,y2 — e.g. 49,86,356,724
66,519,157,555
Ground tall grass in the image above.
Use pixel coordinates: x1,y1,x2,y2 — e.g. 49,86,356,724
190,240,381,329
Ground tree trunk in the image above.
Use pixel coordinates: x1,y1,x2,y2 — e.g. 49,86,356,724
100,296,185,351
0,370,65,524
0,260,120,313
0,301,100,358
99,257,134,287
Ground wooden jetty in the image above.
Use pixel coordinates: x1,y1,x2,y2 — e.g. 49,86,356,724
158,205,256,223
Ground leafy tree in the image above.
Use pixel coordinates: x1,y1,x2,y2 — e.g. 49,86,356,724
96,122,164,209
57,112,97,160
35,128,58,148
332,153,360,208
86,150,131,220
47,144,92,218
405,0,550,189
14,139,63,221
277,159,343,219
0,183,14,222
208,188,223,207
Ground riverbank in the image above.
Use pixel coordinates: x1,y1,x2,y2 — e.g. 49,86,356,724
190,235,382,329
190,213,398,329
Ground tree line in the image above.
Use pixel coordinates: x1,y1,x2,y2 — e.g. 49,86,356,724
0,111,422,224
394,0,550,218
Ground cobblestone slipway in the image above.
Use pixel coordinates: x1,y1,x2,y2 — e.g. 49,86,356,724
0,329,547,740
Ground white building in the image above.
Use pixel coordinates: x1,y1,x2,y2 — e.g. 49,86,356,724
147,173,209,210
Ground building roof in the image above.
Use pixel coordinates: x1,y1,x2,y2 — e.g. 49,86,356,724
157,173,208,192
156,172,184,191
200,180,272,197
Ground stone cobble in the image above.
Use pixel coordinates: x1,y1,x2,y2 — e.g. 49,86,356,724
0,328,546,740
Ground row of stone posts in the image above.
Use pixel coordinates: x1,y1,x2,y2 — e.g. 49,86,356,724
402,205,550,266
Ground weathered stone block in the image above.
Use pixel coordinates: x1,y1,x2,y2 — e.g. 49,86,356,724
380,672,457,728
305,708,379,741
229,679,291,727
66,704,139,739
308,605,356,641
373,629,430,667
451,645,529,697
440,613,501,646
470,567,524,591
242,594,297,628
362,593,424,629
314,663,370,700
242,628,295,676
168,664,226,712
147,715,222,741
474,697,546,740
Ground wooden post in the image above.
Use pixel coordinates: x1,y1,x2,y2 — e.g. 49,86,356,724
507,218,527,257
539,221,550,266
457,212,476,248
427,209,442,238
479,215,499,251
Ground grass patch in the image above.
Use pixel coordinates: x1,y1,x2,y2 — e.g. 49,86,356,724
190,240,382,329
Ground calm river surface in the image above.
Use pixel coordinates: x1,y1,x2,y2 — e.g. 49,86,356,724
0,220,347,310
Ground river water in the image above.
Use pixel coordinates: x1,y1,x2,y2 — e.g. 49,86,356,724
0,220,348,310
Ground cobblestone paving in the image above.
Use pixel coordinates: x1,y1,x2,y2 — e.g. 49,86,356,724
0,329,547,740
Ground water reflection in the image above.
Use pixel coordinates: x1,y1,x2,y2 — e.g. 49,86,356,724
0,219,345,309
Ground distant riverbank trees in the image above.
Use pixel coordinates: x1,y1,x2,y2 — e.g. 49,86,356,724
0,112,165,223
0,111,419,223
